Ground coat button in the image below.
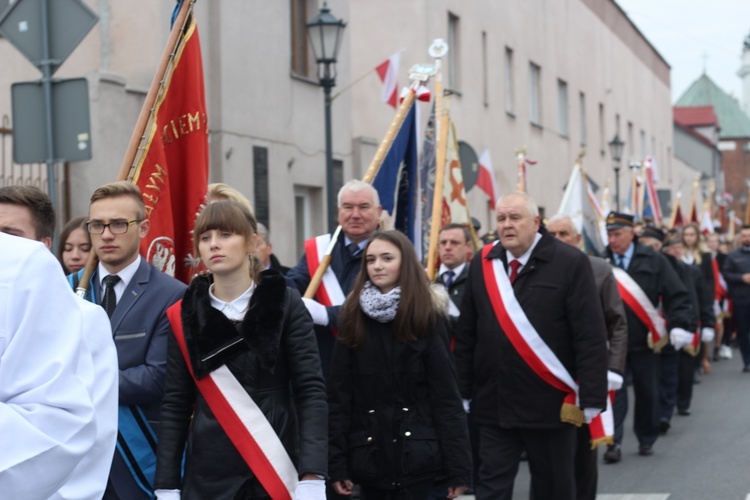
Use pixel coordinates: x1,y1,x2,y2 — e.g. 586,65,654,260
368,409,375,413
393,438,398,443
402,407,409,412
404,431,411,437
367,436,373,443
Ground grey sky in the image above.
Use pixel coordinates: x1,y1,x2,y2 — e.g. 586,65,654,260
616,0,750,104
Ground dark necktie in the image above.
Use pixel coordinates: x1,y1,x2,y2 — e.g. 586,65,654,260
617,254,626,270
443,270,455,287
347,242,361,258
102,275,121,318
509,260,521,284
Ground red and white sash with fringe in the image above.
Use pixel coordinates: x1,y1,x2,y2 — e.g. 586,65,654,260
167,304,298,500
481,245,584,425
304,234,346,307
611,267,668,352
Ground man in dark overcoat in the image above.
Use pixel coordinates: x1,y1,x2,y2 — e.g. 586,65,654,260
455,192,608,500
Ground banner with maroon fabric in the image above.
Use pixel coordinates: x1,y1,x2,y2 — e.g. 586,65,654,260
132,12,209,283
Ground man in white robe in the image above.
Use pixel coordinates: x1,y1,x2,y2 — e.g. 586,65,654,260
0,233,97,498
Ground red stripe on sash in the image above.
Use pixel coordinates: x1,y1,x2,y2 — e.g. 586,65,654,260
480,246,571,394
167,303,293,500
304,237,334,307
615,281,664,347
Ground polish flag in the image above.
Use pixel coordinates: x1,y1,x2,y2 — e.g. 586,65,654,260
476,149,498,208
376,52,400,108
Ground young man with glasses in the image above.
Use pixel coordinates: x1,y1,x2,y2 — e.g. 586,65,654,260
71,181,186,500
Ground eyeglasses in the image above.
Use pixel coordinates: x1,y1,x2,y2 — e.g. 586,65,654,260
86,219,142,235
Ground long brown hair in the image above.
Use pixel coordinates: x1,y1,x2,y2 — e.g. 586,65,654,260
682,222,707,264
339,230,435,348
57,216,90,272
193,201,263,282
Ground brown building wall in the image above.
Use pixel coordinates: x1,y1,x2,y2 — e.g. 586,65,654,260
721,139,750,216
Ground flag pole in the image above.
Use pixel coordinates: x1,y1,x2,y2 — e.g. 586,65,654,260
303,72,428,299
425,39,450,282
330,48,406,102
515,147,527,192
76,0,194,298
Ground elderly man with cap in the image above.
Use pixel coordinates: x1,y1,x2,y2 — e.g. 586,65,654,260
603,213,693,463
546,214,628,500
455,192,608,500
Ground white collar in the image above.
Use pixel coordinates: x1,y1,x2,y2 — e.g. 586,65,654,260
439,262,466,278
505,232,542,268
209,282,256,322
98,255,141,290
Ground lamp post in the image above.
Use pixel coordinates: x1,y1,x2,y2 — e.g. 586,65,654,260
608,134,625,211
307,3,346,233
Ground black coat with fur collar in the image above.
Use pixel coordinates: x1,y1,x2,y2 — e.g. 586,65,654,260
155,271,327,499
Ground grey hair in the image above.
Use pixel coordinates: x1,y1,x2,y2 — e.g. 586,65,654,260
495,191,540,218
257,222,269,243
547,213,579,236
337,180,380,207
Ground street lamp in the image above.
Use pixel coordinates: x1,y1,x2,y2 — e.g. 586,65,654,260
307,2,346,232
608,134,625,211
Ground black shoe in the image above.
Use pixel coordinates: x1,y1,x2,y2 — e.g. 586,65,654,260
638,444,654,456
659,419,671,435
603,444,621,464
743,365,750,373
677,408,691,416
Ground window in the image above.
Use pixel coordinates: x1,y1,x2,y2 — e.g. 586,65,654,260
294,187,314,259
504,47,515,114
290,0,314,78
253,146,269,228
615,114,621,135
579,92,586,146
482,31,488,107
529,62,541,126
557,79,569,137
447,12,460,91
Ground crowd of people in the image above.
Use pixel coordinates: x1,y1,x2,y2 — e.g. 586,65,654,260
0,178,748,500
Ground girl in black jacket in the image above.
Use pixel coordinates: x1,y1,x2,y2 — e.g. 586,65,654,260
328,230,471,500
154,201,327,499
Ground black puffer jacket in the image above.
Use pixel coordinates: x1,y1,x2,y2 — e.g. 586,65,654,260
155,271,327,499
328,314,472,491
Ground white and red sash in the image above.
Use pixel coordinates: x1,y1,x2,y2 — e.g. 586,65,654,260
480,245,584,427
683,330,702,357
712,257,728,301
304,235,346,307
481,244,612,445
611,267,668,352
167,303,298,500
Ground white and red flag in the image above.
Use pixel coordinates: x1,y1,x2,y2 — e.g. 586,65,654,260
376,52,400,108
476,149,498,208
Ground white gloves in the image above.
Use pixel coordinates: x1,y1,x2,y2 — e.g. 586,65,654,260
295,479,326,500
302,298,329,326
583,407,602,424
607,371,624,391
462,399,471,414
155,490,181,500
701,327,715,343
669,328,694,351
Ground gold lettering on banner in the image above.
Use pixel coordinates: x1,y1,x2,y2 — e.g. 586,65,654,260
160,111,207,145
143,164,169,219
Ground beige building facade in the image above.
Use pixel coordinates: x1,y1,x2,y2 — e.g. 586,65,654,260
0,0,684,264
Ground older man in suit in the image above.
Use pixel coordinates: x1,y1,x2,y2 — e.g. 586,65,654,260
455,192,608,500
70,181,186,500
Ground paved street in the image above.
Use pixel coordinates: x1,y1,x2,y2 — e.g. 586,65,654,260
459,346,750,499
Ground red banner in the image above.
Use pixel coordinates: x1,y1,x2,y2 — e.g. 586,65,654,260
132,15,209,283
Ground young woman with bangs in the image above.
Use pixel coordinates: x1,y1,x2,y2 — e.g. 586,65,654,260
154,201,327,499
328,230,471,500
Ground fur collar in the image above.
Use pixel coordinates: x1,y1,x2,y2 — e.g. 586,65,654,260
180,270,287,379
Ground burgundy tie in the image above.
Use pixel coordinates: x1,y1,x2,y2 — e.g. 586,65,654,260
509,260,521,284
